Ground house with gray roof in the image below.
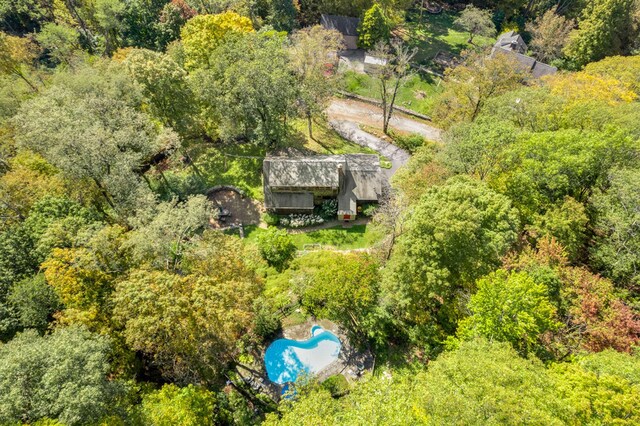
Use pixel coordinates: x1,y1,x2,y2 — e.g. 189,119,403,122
491,31,557,78
263,154,382,220
321,14,360,50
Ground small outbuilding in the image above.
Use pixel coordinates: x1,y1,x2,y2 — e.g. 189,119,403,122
263,154,382,221
320,14,360,50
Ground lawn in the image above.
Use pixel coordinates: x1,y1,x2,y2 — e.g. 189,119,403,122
403,10,496,67
244,223,384,250
342,71,443,116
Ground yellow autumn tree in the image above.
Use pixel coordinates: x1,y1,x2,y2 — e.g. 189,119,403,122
543,72,638,106
180,12,253,70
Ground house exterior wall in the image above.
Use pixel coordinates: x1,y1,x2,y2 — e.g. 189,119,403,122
343,35,358,50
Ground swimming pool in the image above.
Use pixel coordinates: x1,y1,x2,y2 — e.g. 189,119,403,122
264,326,341,384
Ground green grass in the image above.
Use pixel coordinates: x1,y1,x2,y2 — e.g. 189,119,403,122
186,142,266,200
244,224,383,250
403,10,496,67
343,71,443,116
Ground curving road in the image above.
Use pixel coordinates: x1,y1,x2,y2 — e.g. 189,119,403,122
326,98,442,178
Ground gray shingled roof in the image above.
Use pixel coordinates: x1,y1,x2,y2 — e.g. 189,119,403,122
264,156,342,189
320,14,360,37
491,47,557,78
495,31,528,54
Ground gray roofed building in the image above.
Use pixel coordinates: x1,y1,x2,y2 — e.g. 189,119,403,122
321,14,360,50
491,32,557,78
263,154,382,220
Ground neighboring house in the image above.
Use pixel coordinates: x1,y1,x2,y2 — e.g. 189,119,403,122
321,14,360,50
263,154,382,221
491,31,557,78
364,54,388,74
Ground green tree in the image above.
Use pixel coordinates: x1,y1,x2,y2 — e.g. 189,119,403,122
289,25,344,140
7,274,61,332
35,23,81,66
293,251,382,343
256,227,296,271
194,30,297,146
0,32,39,91
126,195,213,271
591,168,640,287
457,270,559,356
123,48,199,137
441,118,518,180
564,0,636,68
453,5,495,44
135,384,221,426
13,63,178,218
357,3,390,49
526,9,574,63
113,233,262,384
180,12,254,70
0,327,122,425
383,176,519,346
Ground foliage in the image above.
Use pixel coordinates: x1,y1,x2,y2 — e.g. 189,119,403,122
526,9,573,63
453,5,496,43
256,227,296,271
36,23,82,66
134,384,221,426
389,131,425,153
278,213,324,228
113,232,261,384
0,327,122,425
591,168,640,288
319,199,338,219
180,12,254,70
358,3,390,49
7,274,60,332
584,55,640,96
435,52,528,127
262,211,280,226
294,251,382,343
563,0,636,68
194,30,296,146
383,176,519,346
457,269,559,356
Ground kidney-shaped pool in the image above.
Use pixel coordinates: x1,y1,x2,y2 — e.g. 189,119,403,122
264,325,341,384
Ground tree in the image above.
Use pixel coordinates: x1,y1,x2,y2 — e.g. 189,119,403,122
7,274,61,332
453,5,495,44
584,55,640,98
126,195,213,270
293,251,383,343
591,169,640,288
193,30,297,146
113,232,262,384
526,9,574,63
529,196,588,262
156,0,197,49
357,3,390,49
256,227,296,271
563,0,635,69
180,12,254,70
369,40,416,134
12,63,179,218
383,176,519,346
441,118,518,180
35,23,81,66
134,384,221,426
0,327,122,425
457,270,559,356
0,32,39,91
289,25,344,140
435,52,528,127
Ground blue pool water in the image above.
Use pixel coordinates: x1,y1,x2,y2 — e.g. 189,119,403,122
264,326,341,385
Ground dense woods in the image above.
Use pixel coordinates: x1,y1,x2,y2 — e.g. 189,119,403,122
1,0,639,424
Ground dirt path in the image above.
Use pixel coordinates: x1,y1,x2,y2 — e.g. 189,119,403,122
326,98,443,141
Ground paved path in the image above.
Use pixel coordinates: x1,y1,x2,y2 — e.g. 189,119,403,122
329,119,410,178
327,98,443,141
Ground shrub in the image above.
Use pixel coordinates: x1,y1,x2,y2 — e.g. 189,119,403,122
361,204,378,217
256,227,296,271
319,199,338,219
279,214,324,228
262,211,279,226
322,374,350,397
391,131,425,153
